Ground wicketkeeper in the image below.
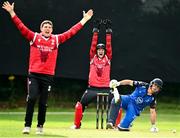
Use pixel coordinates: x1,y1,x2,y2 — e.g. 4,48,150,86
107,78,163,132
71,19,113,129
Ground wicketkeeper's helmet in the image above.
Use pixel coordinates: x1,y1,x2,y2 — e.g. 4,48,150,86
96,43,106,50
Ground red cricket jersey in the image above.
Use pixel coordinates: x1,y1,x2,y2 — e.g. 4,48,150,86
89,55,111,87
88,32,112,87
12,15,83,75
29,33,58,75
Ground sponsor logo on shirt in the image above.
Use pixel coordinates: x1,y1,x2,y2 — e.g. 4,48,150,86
36,45,55,62
135,97,143,104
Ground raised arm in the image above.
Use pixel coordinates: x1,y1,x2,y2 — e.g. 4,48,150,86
2,1,34,41
89,32,98,59
104,19,112,60
105,33,112,59
58,9,93,44
89,19,101,59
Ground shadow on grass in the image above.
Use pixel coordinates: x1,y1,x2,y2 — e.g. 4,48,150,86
43,134,67,137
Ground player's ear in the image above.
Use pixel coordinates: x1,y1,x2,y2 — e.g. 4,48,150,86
40,24,42,31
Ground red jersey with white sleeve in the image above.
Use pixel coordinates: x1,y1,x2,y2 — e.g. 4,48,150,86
11,15,83,75
88,32,112,87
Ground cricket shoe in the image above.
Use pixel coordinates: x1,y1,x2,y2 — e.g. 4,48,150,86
106,122,115,129
22,127,31,134
150,125,159,132
36,126,44,135
117,126,130,131
70,125,80,129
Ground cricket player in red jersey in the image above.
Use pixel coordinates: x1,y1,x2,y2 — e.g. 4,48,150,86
2,1,93,134
71,19,114,129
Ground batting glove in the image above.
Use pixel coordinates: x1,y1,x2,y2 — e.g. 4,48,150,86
109,79,120,89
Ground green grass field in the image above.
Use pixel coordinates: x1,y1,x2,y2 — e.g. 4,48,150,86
0,106,179,138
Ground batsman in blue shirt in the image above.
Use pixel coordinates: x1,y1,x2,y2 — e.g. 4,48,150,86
107,78,163,132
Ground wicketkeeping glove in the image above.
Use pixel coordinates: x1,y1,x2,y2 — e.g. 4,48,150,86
92,19,102,33
103,19,112,33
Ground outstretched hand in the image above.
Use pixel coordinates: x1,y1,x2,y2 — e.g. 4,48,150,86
83,9,93,21
2,1,15,17
2,1,14,12
80,9,93,25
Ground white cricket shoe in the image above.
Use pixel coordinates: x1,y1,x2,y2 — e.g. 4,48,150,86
36,127,44,135
150,125,159,132
22,127,31,134
70,125,80,129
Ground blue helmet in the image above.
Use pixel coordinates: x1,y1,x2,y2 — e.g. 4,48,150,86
150,78,163,89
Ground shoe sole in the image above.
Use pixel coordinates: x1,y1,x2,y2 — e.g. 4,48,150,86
36,132,43,135
22,132,30,134
118,127,130,131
